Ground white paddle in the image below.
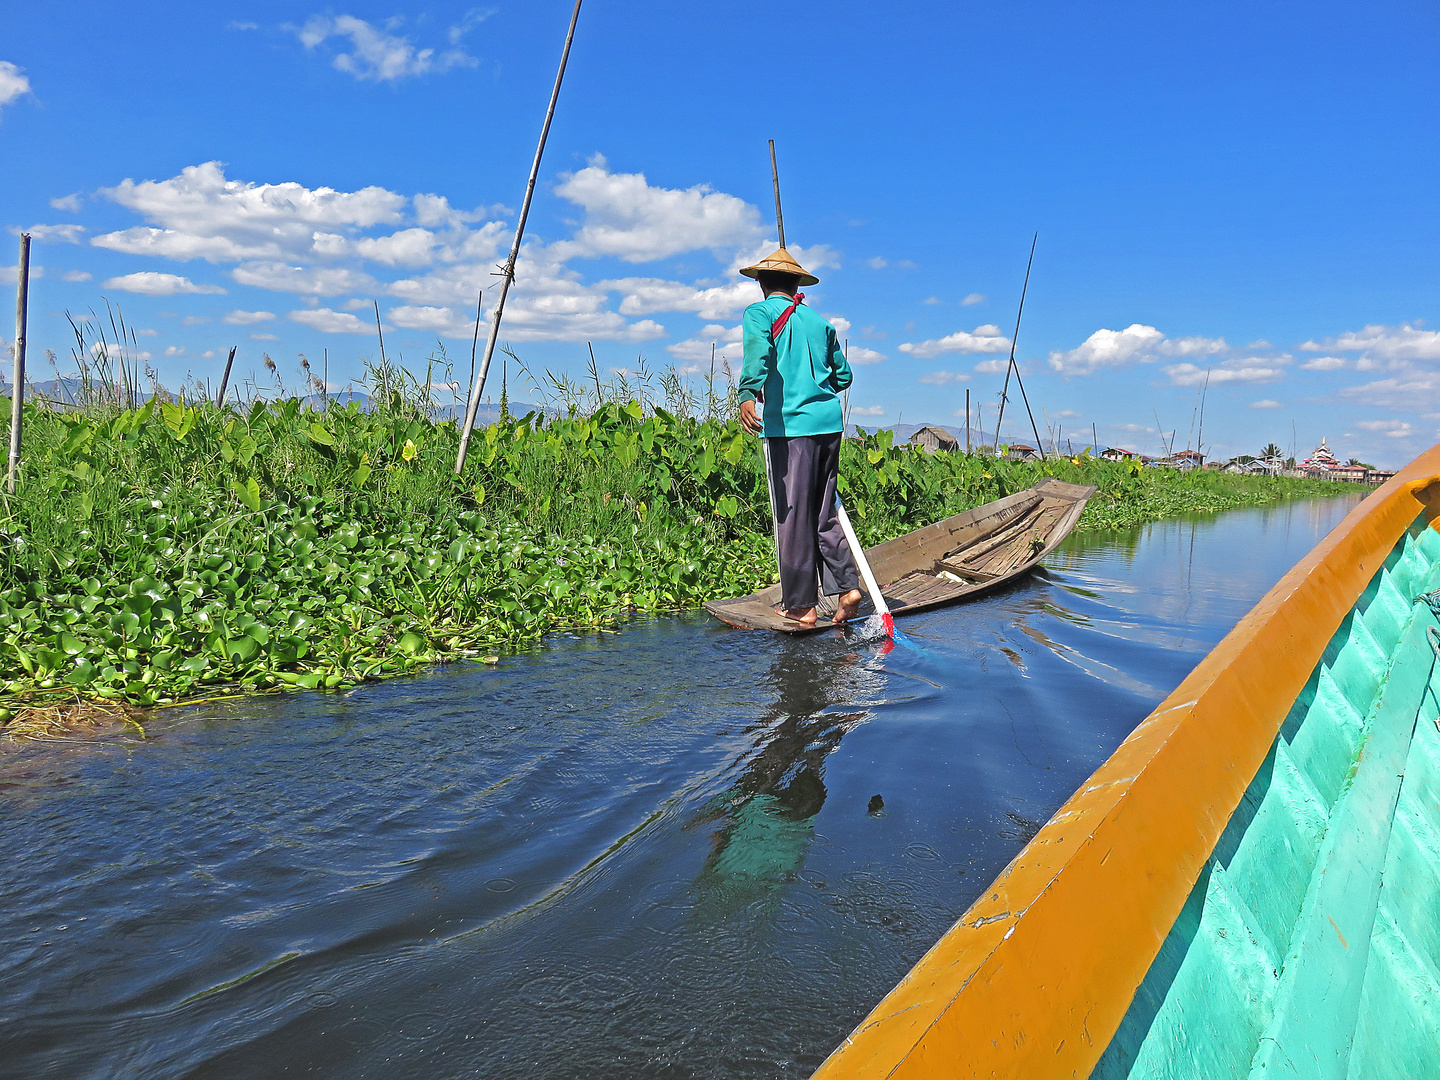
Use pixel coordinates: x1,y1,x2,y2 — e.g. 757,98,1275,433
833,494,894,638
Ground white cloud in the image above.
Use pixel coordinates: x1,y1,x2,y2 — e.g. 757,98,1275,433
93,162,412,265
1249,399,1283,409
919,370,970,385
73,157,850,352
223,309,276,325
604,277,753,321
553,156,763,262
251,332,279,341
447,8,495,45
1159,334,1228,357
867,257,887,269
850,405,885,417
0,264,41,285
827,315,852,336
1341,372,1440,411
103,271,226,296
164,346,187,357
1301,323,1440,362
847,346,886,365
0,61,30,118
1300,355,1347,371
61,269,92,283
24,224,85,244
973,358,1009,374
288,308,372,334
898,324,1010,359
961,293,985,306
50,193,82,213
1048,324,1164,375
413,193,484,229
667,323,743,364
1356,419,1413,438
291,15,477,82
1164,359,1283,386
923,296,941,305
180,315,210,326
1053,409,1082,418
233,261,380,296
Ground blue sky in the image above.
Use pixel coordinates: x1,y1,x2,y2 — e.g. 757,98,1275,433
1,1,1436,466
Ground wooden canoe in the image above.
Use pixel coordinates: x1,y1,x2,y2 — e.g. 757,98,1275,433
809,449,1440,1079
703,477,1096,632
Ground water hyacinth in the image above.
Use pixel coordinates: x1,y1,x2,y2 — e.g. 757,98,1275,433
0,387,1354,720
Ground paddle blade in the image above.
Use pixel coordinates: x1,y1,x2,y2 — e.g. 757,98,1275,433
848,614,890,641
882,612,895,637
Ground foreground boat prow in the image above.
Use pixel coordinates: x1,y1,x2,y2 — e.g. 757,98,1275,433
811,448,1440,1079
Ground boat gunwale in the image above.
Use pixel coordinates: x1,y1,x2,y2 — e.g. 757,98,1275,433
809,447,1440,1080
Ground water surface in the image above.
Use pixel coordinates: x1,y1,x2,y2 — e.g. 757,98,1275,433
0,494,1365,1079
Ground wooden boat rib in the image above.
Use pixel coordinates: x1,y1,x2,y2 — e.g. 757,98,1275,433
809,448,1440,1080
704,478,1096,632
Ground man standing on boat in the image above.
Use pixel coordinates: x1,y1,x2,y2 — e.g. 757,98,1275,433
737,247,864,626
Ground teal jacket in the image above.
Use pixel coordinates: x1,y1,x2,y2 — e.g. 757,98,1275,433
738,294,853,437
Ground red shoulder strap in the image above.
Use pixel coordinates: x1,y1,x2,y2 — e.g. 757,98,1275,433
769,292,806,339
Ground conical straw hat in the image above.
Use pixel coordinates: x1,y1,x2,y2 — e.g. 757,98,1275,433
739,246,819,287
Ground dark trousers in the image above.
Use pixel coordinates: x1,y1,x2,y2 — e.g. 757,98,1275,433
765,433,860,610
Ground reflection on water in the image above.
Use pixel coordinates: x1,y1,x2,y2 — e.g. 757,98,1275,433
0,494,1367,1079
695,642,872,910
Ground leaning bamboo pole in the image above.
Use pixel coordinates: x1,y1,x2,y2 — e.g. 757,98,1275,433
216,346,237,408
7,233,30,495
455,0,583,474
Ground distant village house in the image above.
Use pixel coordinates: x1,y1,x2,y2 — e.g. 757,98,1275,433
909,426,959,453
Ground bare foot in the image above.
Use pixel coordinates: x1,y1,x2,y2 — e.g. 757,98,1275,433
833,589,864,624
777,606,818,626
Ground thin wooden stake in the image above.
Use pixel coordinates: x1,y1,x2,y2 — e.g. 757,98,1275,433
7,233,31,495
993,233,1043,457
216,346,237,408
965,388,971,453
769,139,786,249
455,0,584,473
373,300,389,405
468,289,484,409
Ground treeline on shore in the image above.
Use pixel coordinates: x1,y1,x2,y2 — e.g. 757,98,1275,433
0,387,1359,723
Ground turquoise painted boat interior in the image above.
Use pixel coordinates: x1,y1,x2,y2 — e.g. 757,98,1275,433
1094,511,1440,1080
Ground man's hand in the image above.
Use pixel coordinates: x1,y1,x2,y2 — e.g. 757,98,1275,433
740,398,763,434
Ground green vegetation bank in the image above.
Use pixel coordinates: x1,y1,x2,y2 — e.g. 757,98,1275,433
0,393,1357,722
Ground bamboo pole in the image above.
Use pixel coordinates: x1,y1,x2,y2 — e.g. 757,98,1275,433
965,388,971,453
455,0,583,473
372,300,389,406
216,346,237,408
7,233,30,495
769,140,786,249
467,289,483,410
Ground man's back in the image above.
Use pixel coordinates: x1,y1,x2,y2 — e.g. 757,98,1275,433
739,295,852,438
